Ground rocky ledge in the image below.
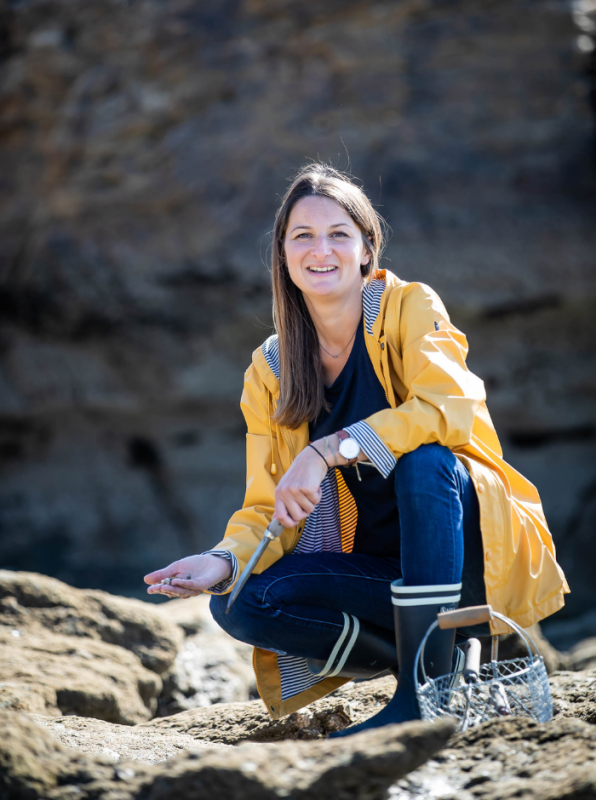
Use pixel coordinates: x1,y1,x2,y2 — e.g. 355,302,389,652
0,710,455,800
1,571,596,798
2,685,596,799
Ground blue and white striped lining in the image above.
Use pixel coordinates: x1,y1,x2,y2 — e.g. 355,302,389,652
203,550,239,594
344,420,397,479
278,653,327,698
295,470,342,554
362,278,386,335
261,333,280,377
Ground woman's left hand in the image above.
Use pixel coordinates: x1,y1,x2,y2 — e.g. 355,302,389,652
274,444,329,528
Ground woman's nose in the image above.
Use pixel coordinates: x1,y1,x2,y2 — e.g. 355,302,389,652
311,234,332,258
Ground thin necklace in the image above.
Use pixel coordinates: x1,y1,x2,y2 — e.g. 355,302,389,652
319,324,359,359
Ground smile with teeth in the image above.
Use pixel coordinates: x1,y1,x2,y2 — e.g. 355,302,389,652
308,266,337,272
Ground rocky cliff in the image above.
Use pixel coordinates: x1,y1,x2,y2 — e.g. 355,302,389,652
0,1,594,618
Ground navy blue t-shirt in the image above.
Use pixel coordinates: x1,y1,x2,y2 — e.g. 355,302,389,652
309,318,400,559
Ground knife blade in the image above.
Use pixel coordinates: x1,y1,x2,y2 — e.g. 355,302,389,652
226,518,285,613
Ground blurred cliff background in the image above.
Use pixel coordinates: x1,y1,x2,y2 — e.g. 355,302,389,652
0,0,594,631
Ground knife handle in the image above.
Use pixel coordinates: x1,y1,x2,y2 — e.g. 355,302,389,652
266,518,285,539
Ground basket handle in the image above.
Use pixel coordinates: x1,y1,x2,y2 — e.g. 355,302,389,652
438,604,493,630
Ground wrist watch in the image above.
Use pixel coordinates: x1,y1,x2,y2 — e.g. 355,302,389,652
336,430,360,465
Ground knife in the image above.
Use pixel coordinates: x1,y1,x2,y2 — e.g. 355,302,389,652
226,518,286,613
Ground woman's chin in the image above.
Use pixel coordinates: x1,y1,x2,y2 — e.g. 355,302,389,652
301,270,343,296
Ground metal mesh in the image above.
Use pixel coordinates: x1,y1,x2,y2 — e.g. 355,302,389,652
417,655,552,731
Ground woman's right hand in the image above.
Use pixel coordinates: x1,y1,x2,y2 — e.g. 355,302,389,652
274,444,328,528
144,554,232,599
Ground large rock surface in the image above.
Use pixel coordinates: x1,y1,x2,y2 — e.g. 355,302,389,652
144,676,398,744
0,709,454,800
0,570,183,724
4,668,596,798
0,624,161,724
31,713,230,763
0,0,594,617
0,572,260,723
0,570,183,673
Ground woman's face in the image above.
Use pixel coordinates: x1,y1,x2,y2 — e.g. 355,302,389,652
283,196,370,302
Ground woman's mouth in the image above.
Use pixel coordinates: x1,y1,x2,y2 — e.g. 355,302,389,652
307,266,338,273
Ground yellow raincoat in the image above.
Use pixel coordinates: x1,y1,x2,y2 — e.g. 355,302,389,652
208,270,569,719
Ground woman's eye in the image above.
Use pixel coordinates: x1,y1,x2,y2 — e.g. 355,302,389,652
332,231,348,237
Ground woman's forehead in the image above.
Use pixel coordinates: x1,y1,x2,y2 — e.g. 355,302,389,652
287,195,355,230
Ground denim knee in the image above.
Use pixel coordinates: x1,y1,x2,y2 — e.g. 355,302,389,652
395,443,456,488
209,587,265,647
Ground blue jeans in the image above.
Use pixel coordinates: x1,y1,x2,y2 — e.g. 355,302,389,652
211,444,488,659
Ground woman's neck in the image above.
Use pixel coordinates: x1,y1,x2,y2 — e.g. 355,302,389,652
304,283,363,352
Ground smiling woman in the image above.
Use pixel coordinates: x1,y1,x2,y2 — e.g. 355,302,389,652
271,168,384,429
144,163,569,737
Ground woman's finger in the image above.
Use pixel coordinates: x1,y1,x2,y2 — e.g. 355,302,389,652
147,584,196,598
144,565,179,585
283,497,310,524
290,486,321,508
170,579,204,594
299,486,322,505
290,494,316,516
274,498,299,528
281,487,318,515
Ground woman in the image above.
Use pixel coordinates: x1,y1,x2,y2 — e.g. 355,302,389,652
145,164,569,735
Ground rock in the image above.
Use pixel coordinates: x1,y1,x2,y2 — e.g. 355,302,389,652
158,594,217,637
156,594,257,713
31,714,230,764
0,709,455,800
0,570,183,673
143,719,456,800
145,675,397,743
0,572,257,721
157,631,256,716
550,669,596,725
4,668,596,798
394,716,596,799
0,624,161,724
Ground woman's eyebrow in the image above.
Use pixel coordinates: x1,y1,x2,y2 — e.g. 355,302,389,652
289,222,351,233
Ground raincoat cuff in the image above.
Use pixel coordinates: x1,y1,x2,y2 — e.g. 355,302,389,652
344,421,397,479
200,549,239,593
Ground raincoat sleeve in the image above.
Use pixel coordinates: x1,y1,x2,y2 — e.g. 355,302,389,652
203,362,290,593
345,282,487,474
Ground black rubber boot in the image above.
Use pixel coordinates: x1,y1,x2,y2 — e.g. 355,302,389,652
329,581,461,737
307,613,397,679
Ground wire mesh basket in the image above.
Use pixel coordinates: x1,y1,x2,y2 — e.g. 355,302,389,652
414,607,553,732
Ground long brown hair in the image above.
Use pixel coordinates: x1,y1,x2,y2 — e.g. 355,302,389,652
272,163,386,429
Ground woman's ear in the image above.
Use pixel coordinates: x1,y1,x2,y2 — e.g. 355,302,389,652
361,235,373,267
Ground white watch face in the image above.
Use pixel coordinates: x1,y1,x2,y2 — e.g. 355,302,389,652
339,437,360,460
